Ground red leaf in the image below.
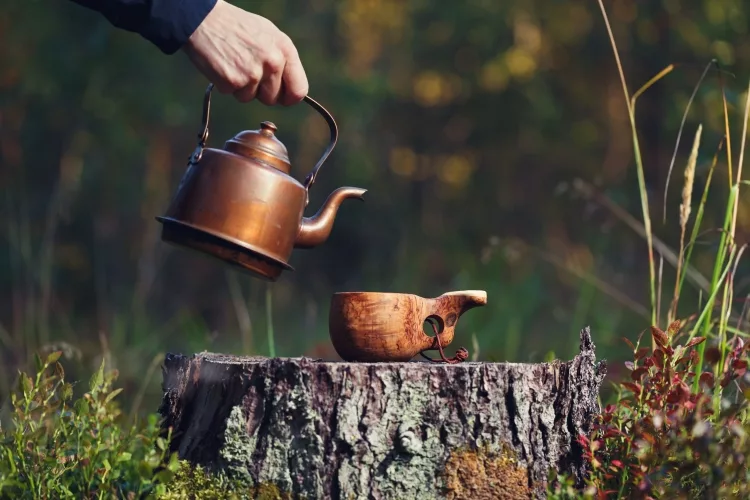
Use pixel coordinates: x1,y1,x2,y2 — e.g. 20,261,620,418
631,367,649,380
700,372,715,389
732,359,748,375
640,432,656,444
635,347,650,360
679,381,691,400
689,350,699,364
676,356,691,365
654,349,666,367
667,320,681,337
705,347,722,364
622,382,642,395
622,337,635,350
651,326,669,348
685,337,706,349
666,389,681,404
604,428,625,438
611,459,624,468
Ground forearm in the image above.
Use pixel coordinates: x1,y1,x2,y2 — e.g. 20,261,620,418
68,0,218,54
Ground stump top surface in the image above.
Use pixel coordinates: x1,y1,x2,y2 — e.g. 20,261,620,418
167,351,570,370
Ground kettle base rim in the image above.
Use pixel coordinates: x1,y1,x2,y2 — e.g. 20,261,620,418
156,216,294,281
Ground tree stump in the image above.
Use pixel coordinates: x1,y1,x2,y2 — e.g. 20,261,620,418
159,327,606,499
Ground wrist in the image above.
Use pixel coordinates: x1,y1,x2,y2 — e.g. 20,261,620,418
144,0,219,55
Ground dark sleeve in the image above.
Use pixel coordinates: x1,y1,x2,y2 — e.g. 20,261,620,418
68,0,218,55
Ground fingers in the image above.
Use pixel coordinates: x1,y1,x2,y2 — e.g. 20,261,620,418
278,36,308,106
211,46,305,106
279,48,309,106
183,2,307,107
256,52,285,106
233,77,260,103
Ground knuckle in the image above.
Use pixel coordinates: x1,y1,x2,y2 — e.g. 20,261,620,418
290,87,307,102
265,51,285,74
246,67,263,85
224,73,248,91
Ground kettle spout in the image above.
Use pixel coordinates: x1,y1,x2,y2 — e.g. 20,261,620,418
295,187,367,249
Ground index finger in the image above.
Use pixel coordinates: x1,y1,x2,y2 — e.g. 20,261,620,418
279,43,308,106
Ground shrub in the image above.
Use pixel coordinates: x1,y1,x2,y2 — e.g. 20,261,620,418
549,322,750,499
0,352,181,499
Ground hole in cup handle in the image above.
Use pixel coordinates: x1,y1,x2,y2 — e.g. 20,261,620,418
422,313,455,348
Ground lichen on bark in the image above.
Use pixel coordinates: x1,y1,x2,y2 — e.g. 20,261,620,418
159,327,606,499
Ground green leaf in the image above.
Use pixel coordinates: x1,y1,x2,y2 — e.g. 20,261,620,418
20,373,33,397
167,453,180,471
61,383,73,401
34,353,44,373
155,469,175,484
117,452,132,462
4,449,17,474
137,460,153,478
104,388,124,405
46,351,62,365
156,437,167,451
90,358,107,393
74,398,90,416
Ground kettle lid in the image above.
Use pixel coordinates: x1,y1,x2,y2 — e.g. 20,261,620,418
224,121,291,174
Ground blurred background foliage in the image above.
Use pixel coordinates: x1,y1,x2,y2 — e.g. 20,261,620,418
2,0,750,414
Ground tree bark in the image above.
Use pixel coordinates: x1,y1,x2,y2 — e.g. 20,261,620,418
159,327,607,499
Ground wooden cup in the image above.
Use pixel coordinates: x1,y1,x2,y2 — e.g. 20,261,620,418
328,290,487,362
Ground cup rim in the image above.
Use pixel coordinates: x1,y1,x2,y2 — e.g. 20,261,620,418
332,291,418,298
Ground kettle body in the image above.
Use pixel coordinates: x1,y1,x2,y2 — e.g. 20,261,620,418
157,84,366,281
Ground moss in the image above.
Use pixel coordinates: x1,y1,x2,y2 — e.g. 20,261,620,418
251,482,293,500
441,444,532,500
160,460,294,500
160,462,241,499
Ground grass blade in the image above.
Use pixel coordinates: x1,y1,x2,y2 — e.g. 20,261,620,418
266,284,276,358
596,0,656,331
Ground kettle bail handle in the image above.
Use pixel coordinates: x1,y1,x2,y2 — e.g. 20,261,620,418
189,84,338,193
300,95,338,193
187,83,215,165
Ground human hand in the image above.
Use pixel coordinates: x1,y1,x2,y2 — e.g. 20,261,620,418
182,0,309,106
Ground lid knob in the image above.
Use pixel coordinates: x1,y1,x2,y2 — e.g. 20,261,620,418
260,121,278,134
223,121,291,174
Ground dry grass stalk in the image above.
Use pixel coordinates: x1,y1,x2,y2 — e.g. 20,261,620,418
670,125,702,323
679,125,700,229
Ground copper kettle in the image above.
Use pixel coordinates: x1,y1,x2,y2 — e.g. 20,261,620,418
156,84,367,281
